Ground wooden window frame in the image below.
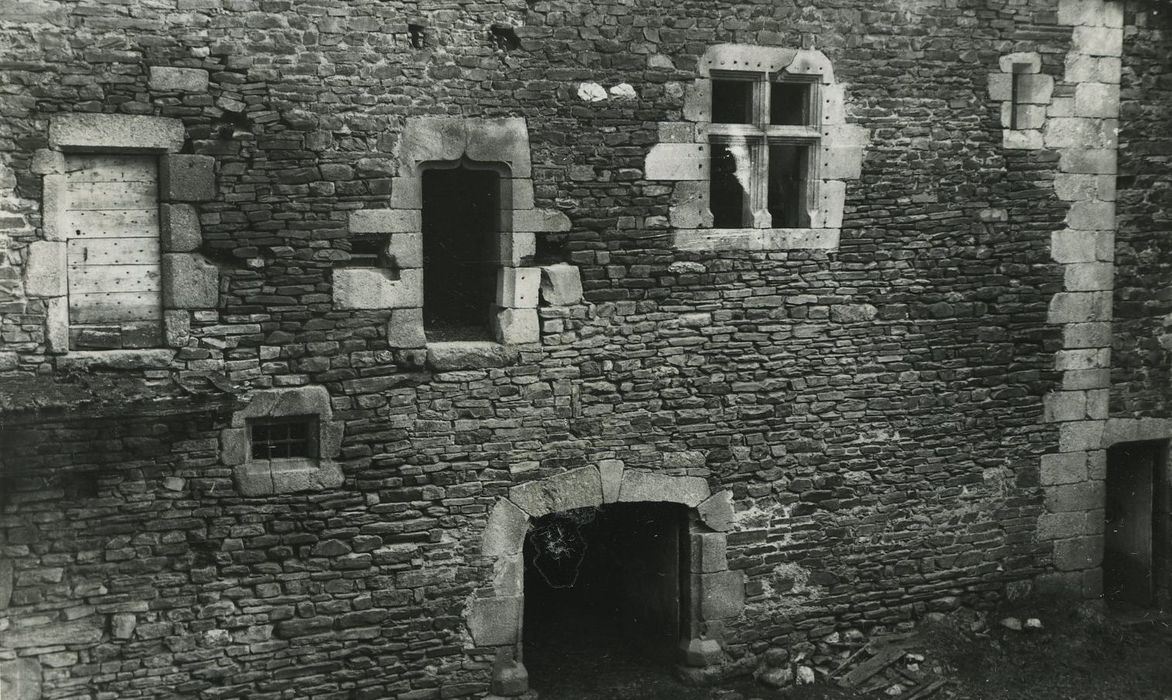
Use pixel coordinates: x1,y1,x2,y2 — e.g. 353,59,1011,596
708,70,822,230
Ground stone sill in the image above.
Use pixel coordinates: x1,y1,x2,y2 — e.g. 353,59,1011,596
425,341,522,372
235,458,344,496
672,227,839,252
56,349,176,371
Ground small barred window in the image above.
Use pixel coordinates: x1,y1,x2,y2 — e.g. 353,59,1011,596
250,418,314,460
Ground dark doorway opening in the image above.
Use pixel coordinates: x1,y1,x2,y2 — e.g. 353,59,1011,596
421,163,499,341
1105,440,1168,609
523,502,685,694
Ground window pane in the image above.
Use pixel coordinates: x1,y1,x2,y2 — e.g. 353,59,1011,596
710,143,750,228
251,419,312,460
770,82,810,125
711,80,754,124
767,144,806,228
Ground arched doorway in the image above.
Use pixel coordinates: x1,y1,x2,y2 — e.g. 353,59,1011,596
469,466,743,696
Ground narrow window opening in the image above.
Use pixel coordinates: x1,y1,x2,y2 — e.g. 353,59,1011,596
346,234,388,268
767,144,806,229
711,80,754,124
421,165,499,341
407,23,426,49
489,23,521,52
710,143,750,228
250,417,315,460
1009,63,1030,130
770,82,811,125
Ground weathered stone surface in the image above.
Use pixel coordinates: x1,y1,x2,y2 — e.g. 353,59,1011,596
350,208,421,234
598,459,623,503
148,66,209,92
23,240,65,297
387,307,425,348
497,267,540,309
509,467,602,518
332,268,421,310
495,308,539,345
111,613,137,639
161,203,201,252
618,470,710,507
0,659,41,700
0,619,103,648
513,208,570,233
680,638,723,667
491,659,529,695
49,113,184,152
690,532,728,573
645,143,708,181
426,340,519,371
0,558,12,609
697,490,735,532
696,570,745,621
483,498,529,557
466,596,522,646
539,264,583,306
161,155,216,202
162,253,219,309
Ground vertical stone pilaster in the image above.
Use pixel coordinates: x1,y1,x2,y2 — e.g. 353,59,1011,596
1037,0,1124,599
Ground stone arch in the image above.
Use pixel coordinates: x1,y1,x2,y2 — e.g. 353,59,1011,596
469,465,742,696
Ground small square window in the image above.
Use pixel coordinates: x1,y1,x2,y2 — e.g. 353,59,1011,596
251,417,315,460
347,234,389,267
770,82,811,126
711,80,755,124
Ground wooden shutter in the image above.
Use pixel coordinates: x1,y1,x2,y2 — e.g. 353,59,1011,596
64,154,162,349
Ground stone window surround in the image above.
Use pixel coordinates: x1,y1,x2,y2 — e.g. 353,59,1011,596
221,385,344,496
331,117,581,371
469,465,741,696
28,113,219,365
644,44,868,252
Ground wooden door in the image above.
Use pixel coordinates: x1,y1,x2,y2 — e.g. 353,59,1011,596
64,154,162,349
1105,442,1159,607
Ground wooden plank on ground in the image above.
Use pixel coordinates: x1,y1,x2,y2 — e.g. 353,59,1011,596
841,646,906,688
904,678,947,699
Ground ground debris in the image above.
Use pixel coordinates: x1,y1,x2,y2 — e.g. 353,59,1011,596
829,632,949,699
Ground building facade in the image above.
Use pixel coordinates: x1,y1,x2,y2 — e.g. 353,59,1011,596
0,0,1168,697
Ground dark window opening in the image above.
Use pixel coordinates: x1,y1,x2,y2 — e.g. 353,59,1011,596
770,82,811,125
407,23,426,49
710,143,749,228
346,234,389,267
251,418,314,460
711,80,754,124
1105,440,1168,610
62,471,100,500
1009,63,1030,130
524,502,685,693
490,23,521,52
767,144,806,229
421,165,499,341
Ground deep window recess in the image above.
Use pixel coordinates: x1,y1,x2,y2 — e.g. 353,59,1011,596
64,154,163,350
347,234,389,267
708,73,819,229
250,418,314,460
1009,63,1030,130
421,164,500,342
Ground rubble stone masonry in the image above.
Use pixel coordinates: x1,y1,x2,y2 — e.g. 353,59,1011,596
0,0,1168,698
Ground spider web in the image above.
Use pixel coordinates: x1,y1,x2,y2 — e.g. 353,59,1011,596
526,506,600,589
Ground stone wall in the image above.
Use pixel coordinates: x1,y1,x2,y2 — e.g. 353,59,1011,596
0,0,1158,697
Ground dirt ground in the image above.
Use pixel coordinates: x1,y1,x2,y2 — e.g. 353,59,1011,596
523,600,1172,700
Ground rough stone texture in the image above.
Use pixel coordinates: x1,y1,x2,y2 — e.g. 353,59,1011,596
467,596,523,647
539,263,584,306
332,268,422,310
161,253,219,309
0,659,41,700
23,241,65,297
483,499,530,557
508,466,603,518
696,571,746,621
0,2,1165,698
160,203,202,253
148,66,210,92
161,154,216,202
618,470,710,507
49,113,184,152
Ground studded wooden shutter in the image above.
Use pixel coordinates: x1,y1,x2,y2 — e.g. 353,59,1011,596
64,154,162,349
